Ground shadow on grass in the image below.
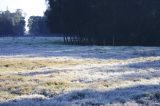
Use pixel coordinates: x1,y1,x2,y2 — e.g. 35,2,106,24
1,38,160,60
126,60,160,69
120,60,160,80
16,69,60,76
1,84,160,106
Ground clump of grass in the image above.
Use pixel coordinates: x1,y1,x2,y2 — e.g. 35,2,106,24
0,74,35,96
0,75,25,82
70,92,86,100
102,82,112,87
0,58,84,72
1,83,34,96
154,93,160,100
43,81,69,90
11,86,33,95
4,64,10,67
133,51,156,56
132,92,160,105
36,89,57,97
0,91,16,101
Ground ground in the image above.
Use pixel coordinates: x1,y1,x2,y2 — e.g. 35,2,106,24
0,37,160,106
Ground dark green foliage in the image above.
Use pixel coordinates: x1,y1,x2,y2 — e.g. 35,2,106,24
0,9,25,36
46,0,160,46
28,16,50,35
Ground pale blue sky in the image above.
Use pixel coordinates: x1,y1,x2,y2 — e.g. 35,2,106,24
0,0,47,17
0,0,48,31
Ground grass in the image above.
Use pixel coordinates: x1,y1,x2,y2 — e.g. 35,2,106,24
42,81,70,90
0,74,35,96
1,53,160,104
0,91,16,101
70,92,86,100
0,58,82,72
1,56,160,73
0,71,85,100
1,37,160,105
0,57,111,72
132,92,160,105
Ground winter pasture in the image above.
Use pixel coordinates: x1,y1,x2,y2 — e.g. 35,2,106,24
0,37,160,106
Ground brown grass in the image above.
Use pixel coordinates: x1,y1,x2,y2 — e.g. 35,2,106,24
1,57,160,72
1,56,160,101
0,58,85,72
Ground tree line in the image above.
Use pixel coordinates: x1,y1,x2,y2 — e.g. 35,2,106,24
0,9,50,36
46,0,160,46
28,16,50,35
0,9,25,36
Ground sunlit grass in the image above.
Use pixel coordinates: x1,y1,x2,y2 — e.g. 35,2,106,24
1,56,160,72
1,42,160,105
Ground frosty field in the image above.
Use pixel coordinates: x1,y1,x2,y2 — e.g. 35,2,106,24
0,37,160,106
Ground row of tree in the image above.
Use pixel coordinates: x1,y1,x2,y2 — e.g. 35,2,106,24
0,9,50,36
0,9,25,36
28,16,50,35
46,0,160,46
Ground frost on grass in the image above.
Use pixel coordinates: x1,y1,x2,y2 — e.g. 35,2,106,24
1,85,160,106
0,37,160,105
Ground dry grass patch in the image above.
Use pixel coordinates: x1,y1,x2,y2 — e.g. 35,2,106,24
0,91,16,101
42,81,70,90
1,56,160,72
0,74,36,96
0,58,92,72
40,80,85,90
0,74,25,82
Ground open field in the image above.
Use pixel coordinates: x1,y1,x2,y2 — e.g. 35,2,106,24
0,37,160,106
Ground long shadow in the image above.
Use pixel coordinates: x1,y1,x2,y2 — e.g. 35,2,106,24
90,59,160,73
120,60,160,80
16,68,70,76
17,69,58,76
1,84,160,106
1,38,160,60
17,59,160,82
125,60,160,69
100,59,160,71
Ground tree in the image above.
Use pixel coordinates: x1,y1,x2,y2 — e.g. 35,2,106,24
0,9,26,36
13,9,26,35
46,0,160,46
28,16,49,35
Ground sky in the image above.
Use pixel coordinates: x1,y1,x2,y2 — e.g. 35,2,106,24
0,0,48,31
0,0,47,17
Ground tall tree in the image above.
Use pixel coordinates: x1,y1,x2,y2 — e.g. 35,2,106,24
0,9,25,36
46,0,160,46
28,16,50,35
